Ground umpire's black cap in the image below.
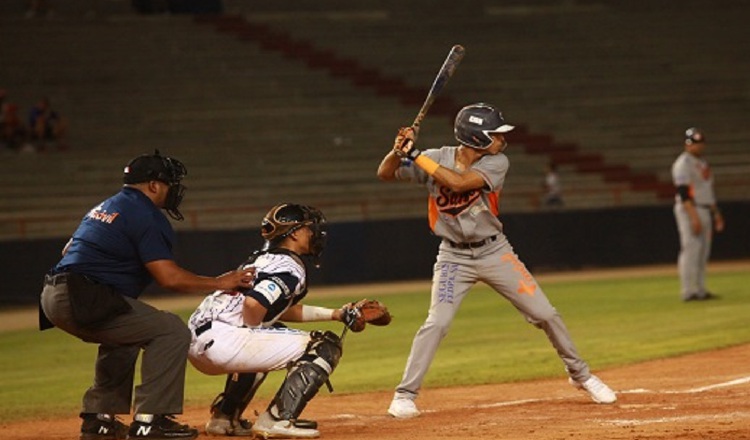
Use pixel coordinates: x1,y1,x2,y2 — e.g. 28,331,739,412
123,150,187,185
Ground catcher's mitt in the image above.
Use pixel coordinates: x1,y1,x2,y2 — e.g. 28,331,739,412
342,299,392,333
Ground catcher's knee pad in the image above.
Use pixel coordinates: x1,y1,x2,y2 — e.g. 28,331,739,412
303,330,342,370
270,330,342,420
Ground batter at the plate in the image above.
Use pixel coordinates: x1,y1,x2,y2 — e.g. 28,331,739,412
377,103,617,419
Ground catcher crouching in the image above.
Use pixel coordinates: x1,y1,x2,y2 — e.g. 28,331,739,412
186,203,391,438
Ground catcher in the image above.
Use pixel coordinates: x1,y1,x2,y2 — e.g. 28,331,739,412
187,203,390,439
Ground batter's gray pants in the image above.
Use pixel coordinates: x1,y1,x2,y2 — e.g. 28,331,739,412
40,282,191,415
395,239,591,399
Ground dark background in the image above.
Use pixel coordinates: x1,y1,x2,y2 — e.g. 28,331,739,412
4,201,747,305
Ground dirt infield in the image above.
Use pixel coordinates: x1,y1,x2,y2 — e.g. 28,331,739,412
4,343,750,440
4,261,749,439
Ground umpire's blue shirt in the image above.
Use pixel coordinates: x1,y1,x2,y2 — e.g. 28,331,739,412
53,187,175,298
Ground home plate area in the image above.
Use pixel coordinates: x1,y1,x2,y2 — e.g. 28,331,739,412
6,344,750,440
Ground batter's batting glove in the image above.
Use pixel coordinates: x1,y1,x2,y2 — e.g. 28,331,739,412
393,127,421,160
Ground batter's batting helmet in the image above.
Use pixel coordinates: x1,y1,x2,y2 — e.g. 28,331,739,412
261,203,327,260
685,127,706,145
454,103,514,149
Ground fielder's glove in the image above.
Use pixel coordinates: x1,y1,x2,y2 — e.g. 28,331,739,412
393,127,421,160
341,299,393,333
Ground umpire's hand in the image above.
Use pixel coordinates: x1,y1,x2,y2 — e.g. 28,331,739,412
217,267,256,291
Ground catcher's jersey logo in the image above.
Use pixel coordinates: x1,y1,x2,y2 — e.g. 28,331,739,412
435,186,481,216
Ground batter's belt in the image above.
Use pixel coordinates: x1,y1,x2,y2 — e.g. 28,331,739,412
446,235,497,249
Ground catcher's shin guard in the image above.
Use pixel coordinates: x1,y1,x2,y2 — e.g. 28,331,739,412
269,330,342,420
213,372,267,419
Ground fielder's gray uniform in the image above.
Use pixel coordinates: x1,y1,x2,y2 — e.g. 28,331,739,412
393,146,591,400
671,151,717,299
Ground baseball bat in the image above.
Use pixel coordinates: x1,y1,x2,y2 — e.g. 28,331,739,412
411,44,465,136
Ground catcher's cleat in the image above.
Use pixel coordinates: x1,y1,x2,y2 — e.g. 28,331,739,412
569,375,617,404
251,411,319,439
205,411,254,436
80,413,129,440
387,397,420,419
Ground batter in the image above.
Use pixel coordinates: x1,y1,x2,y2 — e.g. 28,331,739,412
377,103,617,418
671,127,724,301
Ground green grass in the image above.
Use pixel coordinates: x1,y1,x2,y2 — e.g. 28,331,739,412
2,270,749,421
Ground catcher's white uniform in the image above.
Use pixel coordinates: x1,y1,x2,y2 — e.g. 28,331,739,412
188,251,311,375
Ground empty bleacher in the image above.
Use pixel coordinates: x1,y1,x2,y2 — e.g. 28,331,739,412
1,0,748,240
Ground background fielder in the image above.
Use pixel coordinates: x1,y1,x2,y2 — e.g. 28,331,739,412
671,128,725,302
377,103,617,419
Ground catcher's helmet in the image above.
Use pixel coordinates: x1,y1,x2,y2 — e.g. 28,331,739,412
261,203,327,260
123,150,187,221
454,103,514,149
685,127,706,145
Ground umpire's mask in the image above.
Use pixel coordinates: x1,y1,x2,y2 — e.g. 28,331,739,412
123,150,188,221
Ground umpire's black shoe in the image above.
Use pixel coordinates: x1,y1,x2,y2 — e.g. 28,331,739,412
126,415,198,439
80,413,129,440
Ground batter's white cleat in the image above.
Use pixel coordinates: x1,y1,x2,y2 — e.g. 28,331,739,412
251,411,319,439
388,397,421,419
569,374,617,404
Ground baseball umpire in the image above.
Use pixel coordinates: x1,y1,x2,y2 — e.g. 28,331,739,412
188,203,389,439
671,128,725,301
39,150,255,440
377,103,617,419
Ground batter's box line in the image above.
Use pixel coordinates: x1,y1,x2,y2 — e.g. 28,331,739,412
327,376,750,422
596,411,750,427
620,375,750,395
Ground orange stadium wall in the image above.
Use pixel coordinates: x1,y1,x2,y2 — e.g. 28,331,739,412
2,202,749,306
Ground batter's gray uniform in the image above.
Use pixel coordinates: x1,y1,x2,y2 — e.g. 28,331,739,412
392,146,592,400
671,150,717,300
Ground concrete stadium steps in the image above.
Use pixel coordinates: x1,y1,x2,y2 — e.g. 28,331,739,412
234,3,749,205
2,1,749,240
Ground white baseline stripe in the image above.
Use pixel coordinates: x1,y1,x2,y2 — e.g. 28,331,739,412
599,411,750,427
331,376,750,421
620,376,750,395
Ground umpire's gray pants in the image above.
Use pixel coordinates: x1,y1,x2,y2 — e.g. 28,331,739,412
40,283,191,415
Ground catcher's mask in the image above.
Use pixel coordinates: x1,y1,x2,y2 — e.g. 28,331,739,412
454,103,514,149
123,149,188,221
261,203,327,264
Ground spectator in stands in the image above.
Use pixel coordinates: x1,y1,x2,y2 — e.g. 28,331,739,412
28,96,68,151
671,127,725,302
26,0,51,18
1,101,30,152
542,161,564,208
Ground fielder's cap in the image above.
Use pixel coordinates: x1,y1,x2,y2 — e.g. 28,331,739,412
685,127,705,145
123,149,186,185
454,103,515,149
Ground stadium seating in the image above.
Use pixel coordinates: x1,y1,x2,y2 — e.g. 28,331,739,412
0,0,748,240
